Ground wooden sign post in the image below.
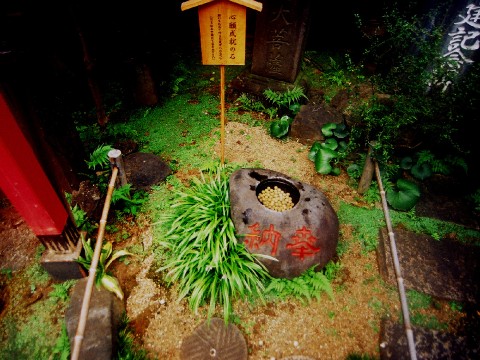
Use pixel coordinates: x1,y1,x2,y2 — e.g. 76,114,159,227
181,0,262,164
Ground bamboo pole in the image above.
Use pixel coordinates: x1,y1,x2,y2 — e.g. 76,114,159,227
108,149,127,187
374,161,417,360
220,65,226,165
71,166,119,360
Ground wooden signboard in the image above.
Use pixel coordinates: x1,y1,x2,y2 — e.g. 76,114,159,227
198,1,246,65
182,0,262,65
181,0,262,163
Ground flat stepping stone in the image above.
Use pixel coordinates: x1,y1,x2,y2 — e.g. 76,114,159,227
379,319,479,359
180,318,247,360
124,152,171,191
65,278,125,360
376,227,480,303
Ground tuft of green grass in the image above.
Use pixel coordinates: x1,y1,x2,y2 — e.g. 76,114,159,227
25,245,51,288
404,290,448,330
116,313,149,360
153,164,272,323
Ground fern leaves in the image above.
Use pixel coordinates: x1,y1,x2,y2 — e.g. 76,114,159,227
263,86,307,108
86,144,113,170
265,264,337,304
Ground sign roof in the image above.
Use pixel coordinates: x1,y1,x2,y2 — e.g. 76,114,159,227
181,0,262,12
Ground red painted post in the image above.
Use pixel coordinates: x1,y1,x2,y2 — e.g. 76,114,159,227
0,93,73,250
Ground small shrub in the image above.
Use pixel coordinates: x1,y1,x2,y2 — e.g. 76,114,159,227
77,237,136,300
155,164,272,323
49,280,76,303
308,122,349,175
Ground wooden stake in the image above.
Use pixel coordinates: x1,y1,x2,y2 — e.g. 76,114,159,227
220,65,225,164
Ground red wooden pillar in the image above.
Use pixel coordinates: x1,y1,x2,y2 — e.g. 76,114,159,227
0,93,77,252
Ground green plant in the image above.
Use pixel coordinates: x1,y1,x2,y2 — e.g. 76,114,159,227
400,150,468,181
234,93,267,113
263,86,307,139
80,145,150,220
406,289,431,310
322,56,354,87
1,268,13,279
338,203,384,252
49,280,76,303
263,86,307,116
386,178,421,212
269,115,293,139
1,317,70,359
362,181,381,205
449,301,463,312
86,144,113,170
390,209,480,244
111,184,149,217
263,86,307,137
51,324,71,360
351,1,480,172
171,76,185,97
373,148,467,213
308,122,349,175
77,237,135,300
116,313,149,360
0,268,71,360
80,144,114,195
471,189,480,212
65,192,97,234
346,163,362,180
25,245,51,288
155,164,272,323
264,265,335,304
405,290,447,330
76,121,140,155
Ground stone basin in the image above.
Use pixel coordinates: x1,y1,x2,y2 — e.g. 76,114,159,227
229,168,339,279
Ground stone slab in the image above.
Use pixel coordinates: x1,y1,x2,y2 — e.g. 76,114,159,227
66,278,125,360
376,227,480,303
229,69,308,99
379,319,479,359
250,0,311,83
124,152,171,191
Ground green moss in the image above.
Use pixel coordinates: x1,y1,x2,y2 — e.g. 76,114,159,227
338,202,385,252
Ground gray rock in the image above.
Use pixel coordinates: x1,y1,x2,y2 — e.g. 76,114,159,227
380,319,480,359
290,104,343,146
229,168,339,278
